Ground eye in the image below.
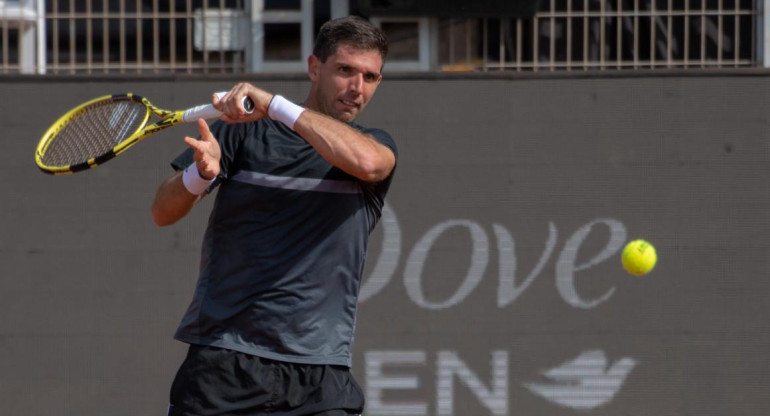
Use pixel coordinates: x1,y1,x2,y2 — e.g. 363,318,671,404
338,65,351,74
364,73,379,82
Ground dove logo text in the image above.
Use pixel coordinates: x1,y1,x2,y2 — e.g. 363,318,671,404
361,204,629,309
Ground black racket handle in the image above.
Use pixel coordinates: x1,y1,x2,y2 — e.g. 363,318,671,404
242,97,255,113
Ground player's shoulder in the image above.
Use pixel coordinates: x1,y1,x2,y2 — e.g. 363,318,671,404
350,121,387,135
350,123,397,154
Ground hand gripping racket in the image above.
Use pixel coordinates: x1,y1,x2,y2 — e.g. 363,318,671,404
34,92,254,175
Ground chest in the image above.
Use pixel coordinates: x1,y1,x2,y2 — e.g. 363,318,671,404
235,125,352,181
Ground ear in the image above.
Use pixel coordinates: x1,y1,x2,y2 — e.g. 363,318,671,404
307,55,320,82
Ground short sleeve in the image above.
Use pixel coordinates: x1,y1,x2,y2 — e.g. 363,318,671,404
364,127,398,160
355,127,397,227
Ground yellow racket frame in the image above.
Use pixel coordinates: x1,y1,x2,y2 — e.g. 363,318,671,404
35,93,184,175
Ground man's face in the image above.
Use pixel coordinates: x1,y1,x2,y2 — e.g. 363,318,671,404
307,44,383,122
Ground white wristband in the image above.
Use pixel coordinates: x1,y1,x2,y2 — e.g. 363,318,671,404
182,162,215,195
268,95,305,130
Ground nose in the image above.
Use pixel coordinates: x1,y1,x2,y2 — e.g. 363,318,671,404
349,73,363,94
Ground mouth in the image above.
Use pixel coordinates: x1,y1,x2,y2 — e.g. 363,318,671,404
339,99,360,111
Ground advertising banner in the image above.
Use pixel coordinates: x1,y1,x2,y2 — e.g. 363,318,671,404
1,74,769,415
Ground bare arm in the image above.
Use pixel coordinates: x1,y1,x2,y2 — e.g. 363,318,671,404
217,83,395,183
151,119,221,226
151,170,203,226
294,110,395,182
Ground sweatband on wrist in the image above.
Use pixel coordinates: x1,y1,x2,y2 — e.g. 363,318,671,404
182,162,215,195
268,95,305,130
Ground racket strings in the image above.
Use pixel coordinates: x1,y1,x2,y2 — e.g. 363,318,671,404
41,99,148,167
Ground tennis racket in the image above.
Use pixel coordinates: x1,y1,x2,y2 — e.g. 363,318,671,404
34,92,254,175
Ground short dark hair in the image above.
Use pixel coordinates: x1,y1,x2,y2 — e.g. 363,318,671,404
313,16,388,63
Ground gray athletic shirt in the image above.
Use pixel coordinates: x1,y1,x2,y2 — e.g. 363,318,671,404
171,117,397,367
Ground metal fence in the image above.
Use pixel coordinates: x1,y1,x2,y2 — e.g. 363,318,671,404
0,0,764,74
478,0,759,70
43,0,248,74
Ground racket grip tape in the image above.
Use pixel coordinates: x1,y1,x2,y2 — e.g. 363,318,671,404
181,92,255,123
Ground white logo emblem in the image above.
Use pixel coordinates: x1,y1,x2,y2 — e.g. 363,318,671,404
525,350,637,410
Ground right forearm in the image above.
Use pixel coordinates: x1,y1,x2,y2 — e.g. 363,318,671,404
151,171,203,226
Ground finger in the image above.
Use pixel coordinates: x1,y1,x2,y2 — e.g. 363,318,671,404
214,92,235,118
184,133,212,157
227,83,252,116
184,135,202,151
197,118,215,142
212,92,223,110
235,84,250,113
184,138,207,165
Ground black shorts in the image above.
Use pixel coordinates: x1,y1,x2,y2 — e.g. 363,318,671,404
168,344,364,416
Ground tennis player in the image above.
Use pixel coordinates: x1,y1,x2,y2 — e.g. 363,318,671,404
151,16,396,416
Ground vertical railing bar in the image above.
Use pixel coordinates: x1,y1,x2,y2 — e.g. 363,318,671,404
734,0,739,66
566,0,572,70
515,18,522,70
302,0,315,72
600,0,605,69
700,0,706,67
103,0,109,73
684,0,689,68
1,2,8,73
634,0,639,69
533,14,539,71
449,18,454,66
482,18,488,71
717,0,724,68
170,0,176,72
187,0,193,73
237,0,244,72
86,0,93,73
650,0,656,68
498,19,504,70
119,0,126,73
52,0,59,73
617,0,623,69
667,0,673,67
2,2,9,72
583,0,588,70
549,0,555,71
749,2,752,66
153,0,160,72
69,0,75,73
467,18,472,66
136,0,142,73
220,0,226,73
201,0,208,74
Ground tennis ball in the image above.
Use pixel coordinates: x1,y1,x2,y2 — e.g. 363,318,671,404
621,239,657,276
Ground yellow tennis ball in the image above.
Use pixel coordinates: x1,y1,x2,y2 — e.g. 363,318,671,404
622,239,657,276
